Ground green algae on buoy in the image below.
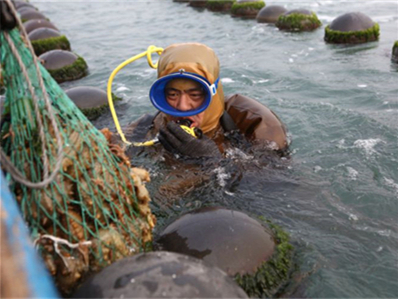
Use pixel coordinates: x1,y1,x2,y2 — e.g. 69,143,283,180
256,5,287,23
276,9,322,31
29,28,71,56
24,19,59,34
19,9,47,23
72,251,248,298
155,207,294,297
65,86,122,120
39,50,88,83
231,0,265,19
392,41,398,63
189,0,208,8
324,12,379,44
206,0,236,12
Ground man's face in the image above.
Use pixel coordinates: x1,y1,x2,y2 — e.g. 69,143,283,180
164,78,206,128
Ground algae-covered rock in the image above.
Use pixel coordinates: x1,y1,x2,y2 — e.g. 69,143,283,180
155,207,294,297
19,9,47,22
189,0,208,8
392,41,398,63
324,12,379,44
39,50,88,83
30,28,70,56
173,0,190,2
276,9,322,31
24,19,59,34
256,5,287,23
65,86,122,120
231,0,265,19
206,0,235,12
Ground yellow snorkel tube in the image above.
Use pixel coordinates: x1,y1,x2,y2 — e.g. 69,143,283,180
107,45,164,146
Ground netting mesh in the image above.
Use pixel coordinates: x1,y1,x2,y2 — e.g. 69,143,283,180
0,29,155,295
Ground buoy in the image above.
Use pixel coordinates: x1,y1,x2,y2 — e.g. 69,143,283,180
19,9,46,22
24,19,59,34
206,0,236,12
324,12,379,44
39,50,88,83
155,207,294,297
392,41,398,63
65,86,121,120
29,28,70,56
231,0,265,19
72,251,249,298
276,9,322,31
189,0,208,8
256,5,287,23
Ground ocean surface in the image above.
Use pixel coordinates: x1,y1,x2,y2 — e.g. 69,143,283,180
32,0,398,297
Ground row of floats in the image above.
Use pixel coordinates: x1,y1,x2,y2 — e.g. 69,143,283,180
177,0,398,60
10,0,113,121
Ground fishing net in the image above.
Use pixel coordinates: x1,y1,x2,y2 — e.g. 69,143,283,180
0,16,155,296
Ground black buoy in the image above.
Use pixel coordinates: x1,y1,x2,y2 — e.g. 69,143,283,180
276,8,322,31
392,41,398,63
24,19,59,34
19,9,46,22
65,86,121,120
155,207,294,297
39,50,88,83
231,0,265,19
72,251,248,298
324,12,379,44
256,5,287,23
29,28,70,56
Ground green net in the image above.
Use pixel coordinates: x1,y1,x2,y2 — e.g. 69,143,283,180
0,29,155,295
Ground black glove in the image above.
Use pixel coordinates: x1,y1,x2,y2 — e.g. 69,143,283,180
0,0,16,31
159,121,221,158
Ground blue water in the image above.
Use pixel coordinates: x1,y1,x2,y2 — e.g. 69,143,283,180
32,0,398,297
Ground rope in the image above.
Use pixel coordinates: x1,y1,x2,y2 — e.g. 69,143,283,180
0,0,64,189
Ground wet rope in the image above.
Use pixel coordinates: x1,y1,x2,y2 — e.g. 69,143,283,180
0,0,63,189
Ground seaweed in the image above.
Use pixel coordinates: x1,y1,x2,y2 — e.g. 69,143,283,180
324,23,380,44
234,219,294,298
231,1,265,17
80,93,122,121
206,0,236,12
47,56,88,83
276,12,321,32
31,35,71,56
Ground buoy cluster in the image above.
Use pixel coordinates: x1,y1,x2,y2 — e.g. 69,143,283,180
175,0,397,61
13,0,117,121
15,0,88,83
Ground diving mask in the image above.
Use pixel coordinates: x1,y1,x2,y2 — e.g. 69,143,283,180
149,69,219,117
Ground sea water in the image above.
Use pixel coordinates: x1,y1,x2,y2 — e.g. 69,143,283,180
32,0,398,297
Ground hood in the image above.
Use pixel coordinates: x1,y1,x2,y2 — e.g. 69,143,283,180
157,43,224,134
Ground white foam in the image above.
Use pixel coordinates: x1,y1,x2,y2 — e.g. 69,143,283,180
213,167,230,188
353,138,384,156
221,78,234,83
116,86,129,92
357,84,367,88
346,167,359,180
384,177,398,194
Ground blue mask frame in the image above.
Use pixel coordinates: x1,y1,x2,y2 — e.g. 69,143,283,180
149,70,219,117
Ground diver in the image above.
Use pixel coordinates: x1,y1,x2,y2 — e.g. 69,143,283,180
124,43,289,160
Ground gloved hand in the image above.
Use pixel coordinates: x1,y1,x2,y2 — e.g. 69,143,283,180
159,121,221,158
0,0,16,31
